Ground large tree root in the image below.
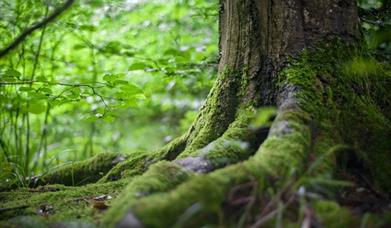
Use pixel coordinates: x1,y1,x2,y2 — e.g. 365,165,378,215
97,135,188,183
101,43,391,227
102,87,318,227
2,42,390,227
28,152,126,187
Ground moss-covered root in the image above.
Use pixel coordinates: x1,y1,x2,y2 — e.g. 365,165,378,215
100,112,271,227
175,108,272,173
30,152,127,187
101,161,191,227
98,135,188,183
103,100,317,227
100,112,269,183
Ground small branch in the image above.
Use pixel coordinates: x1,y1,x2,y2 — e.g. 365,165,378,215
250,195,295,228
90,87,109,113
1,80,114,115
0,80,107,88
0,0,75,58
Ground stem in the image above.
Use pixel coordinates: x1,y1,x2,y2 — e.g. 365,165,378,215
24,6,48,178
14,107,20,156
32,104,51,172
83,40,99,157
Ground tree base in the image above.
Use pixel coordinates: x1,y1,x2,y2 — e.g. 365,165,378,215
1,41,390,228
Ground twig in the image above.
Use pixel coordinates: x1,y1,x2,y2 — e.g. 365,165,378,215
250,194,295,228
0,81,107,88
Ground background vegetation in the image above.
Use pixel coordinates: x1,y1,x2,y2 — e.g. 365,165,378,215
0,0,388,188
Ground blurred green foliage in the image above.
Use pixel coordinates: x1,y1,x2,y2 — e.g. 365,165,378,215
358,0,390,57
0,0,218,185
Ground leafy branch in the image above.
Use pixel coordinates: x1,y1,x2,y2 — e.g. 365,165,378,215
0,0,75,58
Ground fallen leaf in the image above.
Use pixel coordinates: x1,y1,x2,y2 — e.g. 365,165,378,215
92,201,109,211
93,194,112,201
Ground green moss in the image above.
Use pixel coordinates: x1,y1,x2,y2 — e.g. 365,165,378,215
361,211,391,227
98,153,148,183
129,163,251,227
126,123,309,227
36,152,126,186
113,106,313,227
102,161,191,227
3,41,390,227
340,96,391,191
0,180,128,226
175,107,276,172
179,107,254,163
279,40,391,192
247,110,311,178
312,200,358,227
183,67,245,154
149,133,188,161
250,106,277,128
99,135,189,183
111,41,391,226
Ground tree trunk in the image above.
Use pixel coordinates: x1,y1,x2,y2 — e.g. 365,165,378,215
1,0,390,227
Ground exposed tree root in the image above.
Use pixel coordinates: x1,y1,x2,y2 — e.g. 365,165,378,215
29,152,127,187
101,42,391,227
103,86,315,227
1,42,390,228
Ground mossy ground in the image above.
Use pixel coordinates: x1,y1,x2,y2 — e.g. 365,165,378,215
0,180,127,227
1,41,390,227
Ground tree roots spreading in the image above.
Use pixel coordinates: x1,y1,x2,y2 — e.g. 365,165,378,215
1,42,391,227
31,152,127,187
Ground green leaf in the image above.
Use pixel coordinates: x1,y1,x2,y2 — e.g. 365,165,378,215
73,44,86,50
5,69,21,78
128,62,148,71
79,24,96,31
126,98,138,107
84,116,99,122
121,50,135,57
103,73,125,83
102,41,122,54
163,48,191,60
114,91,128,99
28,101,46,114
103,115,115,122
120,83,143,96
39,87,52,94
36,76,47,82
163,48,181,56
103,74,116,83
19,87,32,92
30,92,48,99
113,80,129,85
67,87,81,99
0,68,21,81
